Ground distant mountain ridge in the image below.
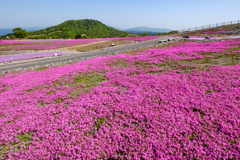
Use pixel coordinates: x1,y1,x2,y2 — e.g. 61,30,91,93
124,26,172,33
108,26,172,35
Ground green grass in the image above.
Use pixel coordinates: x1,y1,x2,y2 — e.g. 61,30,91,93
67,72,106,96
88,117,107,135
0,131,34,158
35,66,49,71
106,58,128,67
34,71,107,107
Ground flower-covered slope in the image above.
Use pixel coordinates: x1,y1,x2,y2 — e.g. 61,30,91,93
0,36,159,51
0,38,240,159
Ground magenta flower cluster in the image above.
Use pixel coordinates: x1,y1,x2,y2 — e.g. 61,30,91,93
0,52,67,63
0,38,240,159
202,30,227,34
0,40,32,45
0,36,159,51
188,37,220,40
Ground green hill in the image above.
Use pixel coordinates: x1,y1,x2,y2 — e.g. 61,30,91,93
28,19,131,39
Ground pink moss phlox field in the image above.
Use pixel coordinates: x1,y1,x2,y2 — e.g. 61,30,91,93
0,52,67,63
141,38,240,63
0,40,32,45
0,39,240,159
3,39,101,50
188,37,220,40
164,35,180,37
0,36,159,50
202,30,227,34
98,36,159,42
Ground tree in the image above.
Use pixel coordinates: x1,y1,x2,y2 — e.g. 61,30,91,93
13,27,28,38
168,30,178,34
75,34,81,39
9,35,16,39
142,32,148,36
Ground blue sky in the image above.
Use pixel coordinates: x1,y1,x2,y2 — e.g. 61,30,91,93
1,0,240,30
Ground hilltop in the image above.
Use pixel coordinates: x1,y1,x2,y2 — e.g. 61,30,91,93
28,19,131,39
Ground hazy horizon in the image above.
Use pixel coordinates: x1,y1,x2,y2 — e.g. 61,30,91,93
0,24,171,30
1,0,240,30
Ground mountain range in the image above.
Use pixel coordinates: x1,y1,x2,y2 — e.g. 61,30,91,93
108,26,172,34
124,26,171,33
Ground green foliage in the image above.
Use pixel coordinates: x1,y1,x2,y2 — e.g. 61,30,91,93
88,117,107,135
0,131,33,158
29,19,131,39
12,27,28,38
75,34,87,39
75,34,81,39
32,36,40,39
142,32,148,36
9,34,16,39
157,30,179,35
168,30,178,34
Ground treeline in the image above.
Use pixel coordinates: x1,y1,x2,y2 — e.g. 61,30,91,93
156,30,178,35
127,31,179,36
126,31,163,36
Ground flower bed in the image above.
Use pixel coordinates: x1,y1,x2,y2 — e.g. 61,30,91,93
188,36,220,40
202,30,227,34
0,37,159,51
0,38,239,159
0,52,67,63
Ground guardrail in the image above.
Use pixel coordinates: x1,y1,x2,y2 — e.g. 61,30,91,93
178,20,240,33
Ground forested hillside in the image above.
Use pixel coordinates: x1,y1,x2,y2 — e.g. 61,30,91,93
28,19,131,39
